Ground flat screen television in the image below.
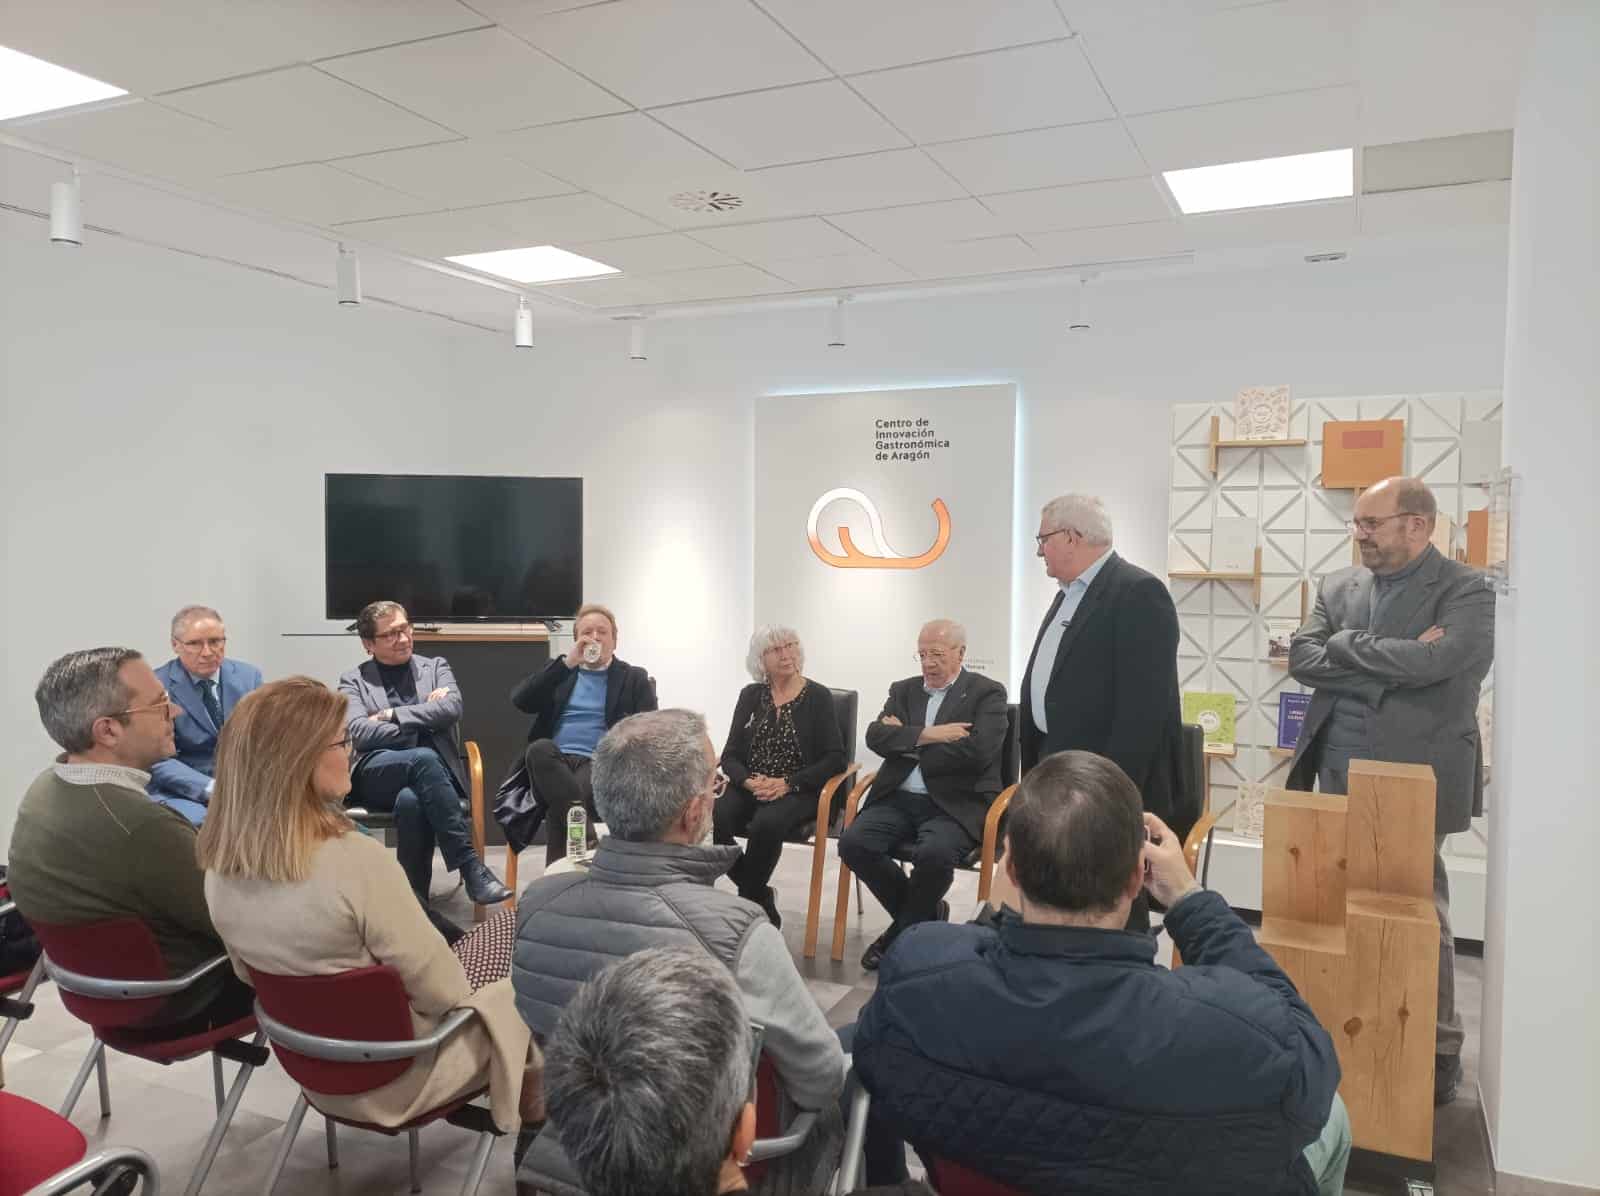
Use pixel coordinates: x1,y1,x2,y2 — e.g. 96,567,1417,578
325,473,582,622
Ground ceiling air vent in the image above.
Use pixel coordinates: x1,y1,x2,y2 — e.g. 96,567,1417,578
1305,251,1347,263
669,190,743,213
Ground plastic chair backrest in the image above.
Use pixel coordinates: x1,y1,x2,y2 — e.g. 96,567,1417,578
31,918,169,1029
246,964,418,1095
925,1155,1029,1196
743,1054,785,1186
828,688,859,764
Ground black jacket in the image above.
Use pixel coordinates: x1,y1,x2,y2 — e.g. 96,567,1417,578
509,656,657,744
853,892,1341,1195
720,680,845,796
1020,552,1191,835
863,670,1008,843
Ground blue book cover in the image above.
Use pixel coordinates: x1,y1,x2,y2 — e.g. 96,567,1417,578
1278,692,1311,751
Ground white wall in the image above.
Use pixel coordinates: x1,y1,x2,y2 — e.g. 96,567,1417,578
1,204,1510,856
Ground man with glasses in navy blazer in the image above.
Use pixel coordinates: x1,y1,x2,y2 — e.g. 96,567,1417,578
148,604,262,824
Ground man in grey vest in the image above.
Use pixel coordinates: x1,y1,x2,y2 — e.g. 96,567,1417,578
511,708,845,1193
1288,476,1495,1105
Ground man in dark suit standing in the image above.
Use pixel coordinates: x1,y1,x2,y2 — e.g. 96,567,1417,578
148,604,262,824
1020,494,1188,918
339,600,511,907
839,619,1008,970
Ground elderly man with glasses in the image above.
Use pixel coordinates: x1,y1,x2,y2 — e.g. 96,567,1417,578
838,619,1009,971
338,600,511,908
7,647,253,1027
1288,475,1495,1106
147,604,263,825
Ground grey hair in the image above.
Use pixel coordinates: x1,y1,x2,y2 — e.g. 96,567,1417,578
35,647,144,753
592,709,711,841
170,605,223,640
545,947,752,1196
356,600,404,641
745,624,804,682
920,618,967,648
1041,494,1113,546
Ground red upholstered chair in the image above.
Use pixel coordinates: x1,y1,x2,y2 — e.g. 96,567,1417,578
32,917,268,1196
247,963,503,1196
0,1091,158,1196
0,893,46,1064
924,1156,1030,1195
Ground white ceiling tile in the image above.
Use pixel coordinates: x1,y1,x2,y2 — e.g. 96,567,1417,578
983,178,1174,233
158,67,456,163
205,163,431,225
644,264,795,301
318,27,625,135
927,121,1146,193
653,81,909,170
749,149,967,213
1055,0,1265,34
758,0,1068,74
1128,86,1356,173
1026,220,1192,265
331,207,524,257
477,192,667,243
851,41,1113,144
1082,0,1355,115
587,170,803,228
506,0,830,108
333,141,576,207
0,0,487,95
486,113,728,187
1184,199,1356,250
5,100,283,180
565,233,735,273
533,273,678,308
763,253,914,289
449,0,611,21
1358,181,1510,237
891,234,1044,278
829,199,1006,249
689,217,864,263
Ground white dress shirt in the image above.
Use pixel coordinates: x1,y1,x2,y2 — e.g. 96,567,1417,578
901,674,958,795
1029,548,1113,733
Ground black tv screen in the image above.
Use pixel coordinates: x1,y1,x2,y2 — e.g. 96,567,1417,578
325,473,582,621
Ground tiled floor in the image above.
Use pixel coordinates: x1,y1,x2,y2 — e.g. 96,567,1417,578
0,843,1579,1195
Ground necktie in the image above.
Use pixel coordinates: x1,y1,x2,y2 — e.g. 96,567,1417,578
201,679,224,729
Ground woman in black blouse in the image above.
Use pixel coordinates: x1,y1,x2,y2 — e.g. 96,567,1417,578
712,626,845,928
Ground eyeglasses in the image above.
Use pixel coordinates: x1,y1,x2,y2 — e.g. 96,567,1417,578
372,623,414,643
764,641,800,655
178,636,227,652
916,650,954,664
110,691,176,720
1347,513,1417,535
1035,527,1073,547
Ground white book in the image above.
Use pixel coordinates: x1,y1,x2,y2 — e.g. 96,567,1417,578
1460,420,1501,485
1233,386,1291,441
1211,516,1257,573
1233,781,1268,840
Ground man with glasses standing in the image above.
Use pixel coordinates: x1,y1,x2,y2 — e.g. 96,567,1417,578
1289,475,1494,1106
839,619,1008,970
148,604,263,824
339,600,511,908
8,648,250,1026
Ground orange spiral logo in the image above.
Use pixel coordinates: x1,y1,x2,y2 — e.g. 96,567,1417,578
805,488,951,570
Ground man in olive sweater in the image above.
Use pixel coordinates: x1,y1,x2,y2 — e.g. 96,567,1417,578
7,647,242,1025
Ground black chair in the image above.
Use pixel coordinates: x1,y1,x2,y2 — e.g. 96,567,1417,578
800,688,865,959
1178,721,1206,840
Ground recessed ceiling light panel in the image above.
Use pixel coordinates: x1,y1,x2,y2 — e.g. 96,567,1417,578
1162,148,1353,215
445,245,619,284
0,45,126,120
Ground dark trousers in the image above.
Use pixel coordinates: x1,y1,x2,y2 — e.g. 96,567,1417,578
526,740,596,867
349,747,474,898
838,790,975,932
712,784,819,901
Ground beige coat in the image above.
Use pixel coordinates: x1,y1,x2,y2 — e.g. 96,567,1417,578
205,831,532,1132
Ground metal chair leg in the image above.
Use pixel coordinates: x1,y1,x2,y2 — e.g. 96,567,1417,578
211,1053,225,1113
854,875,863,916
408,1128,422,1193
459,1131,496,1196
61,1038,103,1118
95,1043,111,1117
183,1031,264,1196
838,1073,870,1193
325,1117,339,1169
0,958,44,1058
262,1092,309,1196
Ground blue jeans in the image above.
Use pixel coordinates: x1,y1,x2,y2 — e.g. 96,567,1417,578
349,748,472,898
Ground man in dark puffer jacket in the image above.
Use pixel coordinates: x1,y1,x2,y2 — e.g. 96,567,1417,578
852,750,1350,1195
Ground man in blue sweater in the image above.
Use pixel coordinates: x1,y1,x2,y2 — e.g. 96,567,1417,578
852,750,1350,1195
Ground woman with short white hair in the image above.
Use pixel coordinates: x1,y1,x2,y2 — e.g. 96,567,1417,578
711,626,845,927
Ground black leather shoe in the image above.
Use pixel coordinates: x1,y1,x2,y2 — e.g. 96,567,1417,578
463,860,512,906
1434,1053,1462,1105
861,930,895,971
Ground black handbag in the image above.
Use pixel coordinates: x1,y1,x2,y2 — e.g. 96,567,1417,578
492,761,545,855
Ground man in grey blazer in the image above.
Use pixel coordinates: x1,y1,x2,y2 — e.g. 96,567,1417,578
1288,476,1494,1105
339,600,511,907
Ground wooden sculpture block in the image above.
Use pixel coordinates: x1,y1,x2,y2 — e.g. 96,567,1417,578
1258,760,1440,1162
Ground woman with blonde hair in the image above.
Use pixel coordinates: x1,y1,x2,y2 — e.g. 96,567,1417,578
196,677,538,1134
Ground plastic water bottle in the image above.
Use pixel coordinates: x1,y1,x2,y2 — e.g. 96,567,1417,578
566,805,588,862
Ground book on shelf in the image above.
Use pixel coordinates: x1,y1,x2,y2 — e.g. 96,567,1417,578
1211,516,1257,573
1265,619,1298,661
1460,419,1502,485
1233,780,1268,840
1277,692,1311,752
1182,691,1236,748
1233,385,1291,441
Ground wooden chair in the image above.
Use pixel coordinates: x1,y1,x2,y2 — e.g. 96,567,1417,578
799,688,863,959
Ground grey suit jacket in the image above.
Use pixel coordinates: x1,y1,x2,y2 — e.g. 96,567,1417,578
337,654,468,797
1287,547,1494,834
